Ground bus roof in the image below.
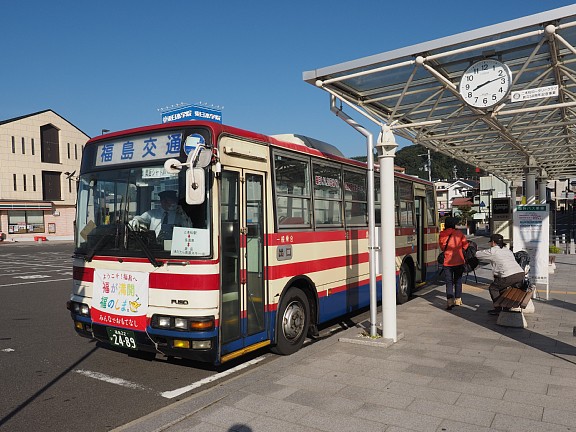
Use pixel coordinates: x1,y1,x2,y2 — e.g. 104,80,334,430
85,120,433,186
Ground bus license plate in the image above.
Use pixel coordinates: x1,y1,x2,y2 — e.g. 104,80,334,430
106,328,137,350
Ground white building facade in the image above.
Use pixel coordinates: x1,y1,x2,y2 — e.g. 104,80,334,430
0,110,89,241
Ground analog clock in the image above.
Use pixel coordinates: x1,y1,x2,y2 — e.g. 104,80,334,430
459,59,512,109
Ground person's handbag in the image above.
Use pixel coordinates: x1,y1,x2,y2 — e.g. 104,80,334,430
437,232,453,266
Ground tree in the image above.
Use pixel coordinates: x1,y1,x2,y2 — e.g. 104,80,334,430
454,206,477,227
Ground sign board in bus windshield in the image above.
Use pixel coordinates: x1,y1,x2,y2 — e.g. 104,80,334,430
95,132,183,166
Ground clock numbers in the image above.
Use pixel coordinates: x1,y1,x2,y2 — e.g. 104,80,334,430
459,59,512,109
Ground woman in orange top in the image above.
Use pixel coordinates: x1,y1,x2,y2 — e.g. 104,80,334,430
438,217,470,310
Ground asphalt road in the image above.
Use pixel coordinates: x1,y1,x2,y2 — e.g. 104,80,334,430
0,236,462,431
0,241,274,432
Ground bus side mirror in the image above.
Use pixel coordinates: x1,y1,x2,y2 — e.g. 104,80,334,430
186,168,205,205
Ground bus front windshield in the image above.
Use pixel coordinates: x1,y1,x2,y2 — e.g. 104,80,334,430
74,165,210,260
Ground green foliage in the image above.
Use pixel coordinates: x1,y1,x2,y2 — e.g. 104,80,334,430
549,245,562,254
393,144,483,181
455,206,477,226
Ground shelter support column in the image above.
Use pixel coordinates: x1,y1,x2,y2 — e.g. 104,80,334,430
509,180,517,247
376,126,398,342
524,166,538,204
509,181,517,205
538,172,548,204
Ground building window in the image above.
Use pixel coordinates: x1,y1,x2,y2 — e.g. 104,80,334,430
67,143,70,159
40,124,60,164
68,178,72,193
13,174,17,191
12,136,15,153
8,210,45,234
23,175,27,192
22,137,25,154
33,175,37,192
75,143,78,159
42,171,61,201
31,138,35,155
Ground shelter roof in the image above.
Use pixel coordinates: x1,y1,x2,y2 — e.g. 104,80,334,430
304,5,576,181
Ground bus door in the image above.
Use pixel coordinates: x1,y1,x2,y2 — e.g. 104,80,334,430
414,191,426,283
220,169,267,358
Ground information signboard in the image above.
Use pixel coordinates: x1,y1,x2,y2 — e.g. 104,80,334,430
512,204,549,298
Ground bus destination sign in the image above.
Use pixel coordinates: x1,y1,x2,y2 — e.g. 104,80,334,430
95,132,183,166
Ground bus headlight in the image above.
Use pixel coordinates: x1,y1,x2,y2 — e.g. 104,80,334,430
174,318,188,329
157,316,171,328
67,301,90,317
151,315,214,332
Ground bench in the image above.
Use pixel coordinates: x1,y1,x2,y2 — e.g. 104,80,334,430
493,286,534,328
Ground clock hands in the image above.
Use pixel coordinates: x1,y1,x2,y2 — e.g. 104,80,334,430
472,76,503,92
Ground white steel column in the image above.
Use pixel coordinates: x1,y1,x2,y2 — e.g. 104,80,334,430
376,126,398,342
525,166,538,204
538,173,548,204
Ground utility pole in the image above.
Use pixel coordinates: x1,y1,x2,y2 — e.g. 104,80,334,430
418,149,432,182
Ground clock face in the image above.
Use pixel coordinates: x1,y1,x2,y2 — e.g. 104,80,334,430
459,59,512,109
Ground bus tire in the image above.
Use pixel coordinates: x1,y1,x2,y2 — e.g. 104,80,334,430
271,287,310,356
397,262,412,304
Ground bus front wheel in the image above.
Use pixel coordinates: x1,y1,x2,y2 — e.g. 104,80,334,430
271,287,310,355
397,262,412,304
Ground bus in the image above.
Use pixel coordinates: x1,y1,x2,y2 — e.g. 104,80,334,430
67,121,438,364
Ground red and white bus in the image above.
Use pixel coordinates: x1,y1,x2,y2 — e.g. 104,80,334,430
68,121,438,364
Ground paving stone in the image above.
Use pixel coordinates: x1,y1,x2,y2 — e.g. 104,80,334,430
336,384,415,409
455,393,543,420
284,388,365,415
504,388,576,413
491,412,572,432
407,398,495,427
297,408,392,432
355,402,443,432
543,407,576,428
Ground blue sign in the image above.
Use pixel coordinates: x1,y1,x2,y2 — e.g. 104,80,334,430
184,134,205,156
162,104,222,124
95,132,182,167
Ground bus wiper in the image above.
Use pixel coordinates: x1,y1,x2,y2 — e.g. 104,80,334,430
85,233,113,262
125,223,163,268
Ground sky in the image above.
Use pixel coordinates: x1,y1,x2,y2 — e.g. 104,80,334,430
2,1,575,158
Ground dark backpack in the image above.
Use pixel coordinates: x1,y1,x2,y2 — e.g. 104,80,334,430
514,250,530,271
463,240,479,272
513,250,531,290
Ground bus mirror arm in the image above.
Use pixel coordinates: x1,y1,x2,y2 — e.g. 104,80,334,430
164,158,184,174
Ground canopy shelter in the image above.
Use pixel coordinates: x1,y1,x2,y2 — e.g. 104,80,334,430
304,5,576,182
303,6,576,341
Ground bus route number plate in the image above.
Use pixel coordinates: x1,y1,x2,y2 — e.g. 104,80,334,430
107,328,137,350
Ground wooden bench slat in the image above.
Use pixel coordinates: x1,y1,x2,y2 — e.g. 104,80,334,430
494,287,533,309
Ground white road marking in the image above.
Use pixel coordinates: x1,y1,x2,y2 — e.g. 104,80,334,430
160,356,266,399
75,369,150,391
1,348,15,352
14,275,50,279
0,277,70,287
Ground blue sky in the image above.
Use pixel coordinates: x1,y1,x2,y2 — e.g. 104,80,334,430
2,1,574,157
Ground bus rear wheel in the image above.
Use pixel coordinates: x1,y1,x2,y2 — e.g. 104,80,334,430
271,287,310,355
397,262,412,304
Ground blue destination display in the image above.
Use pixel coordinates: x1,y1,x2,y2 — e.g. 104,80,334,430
96,132,183,166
